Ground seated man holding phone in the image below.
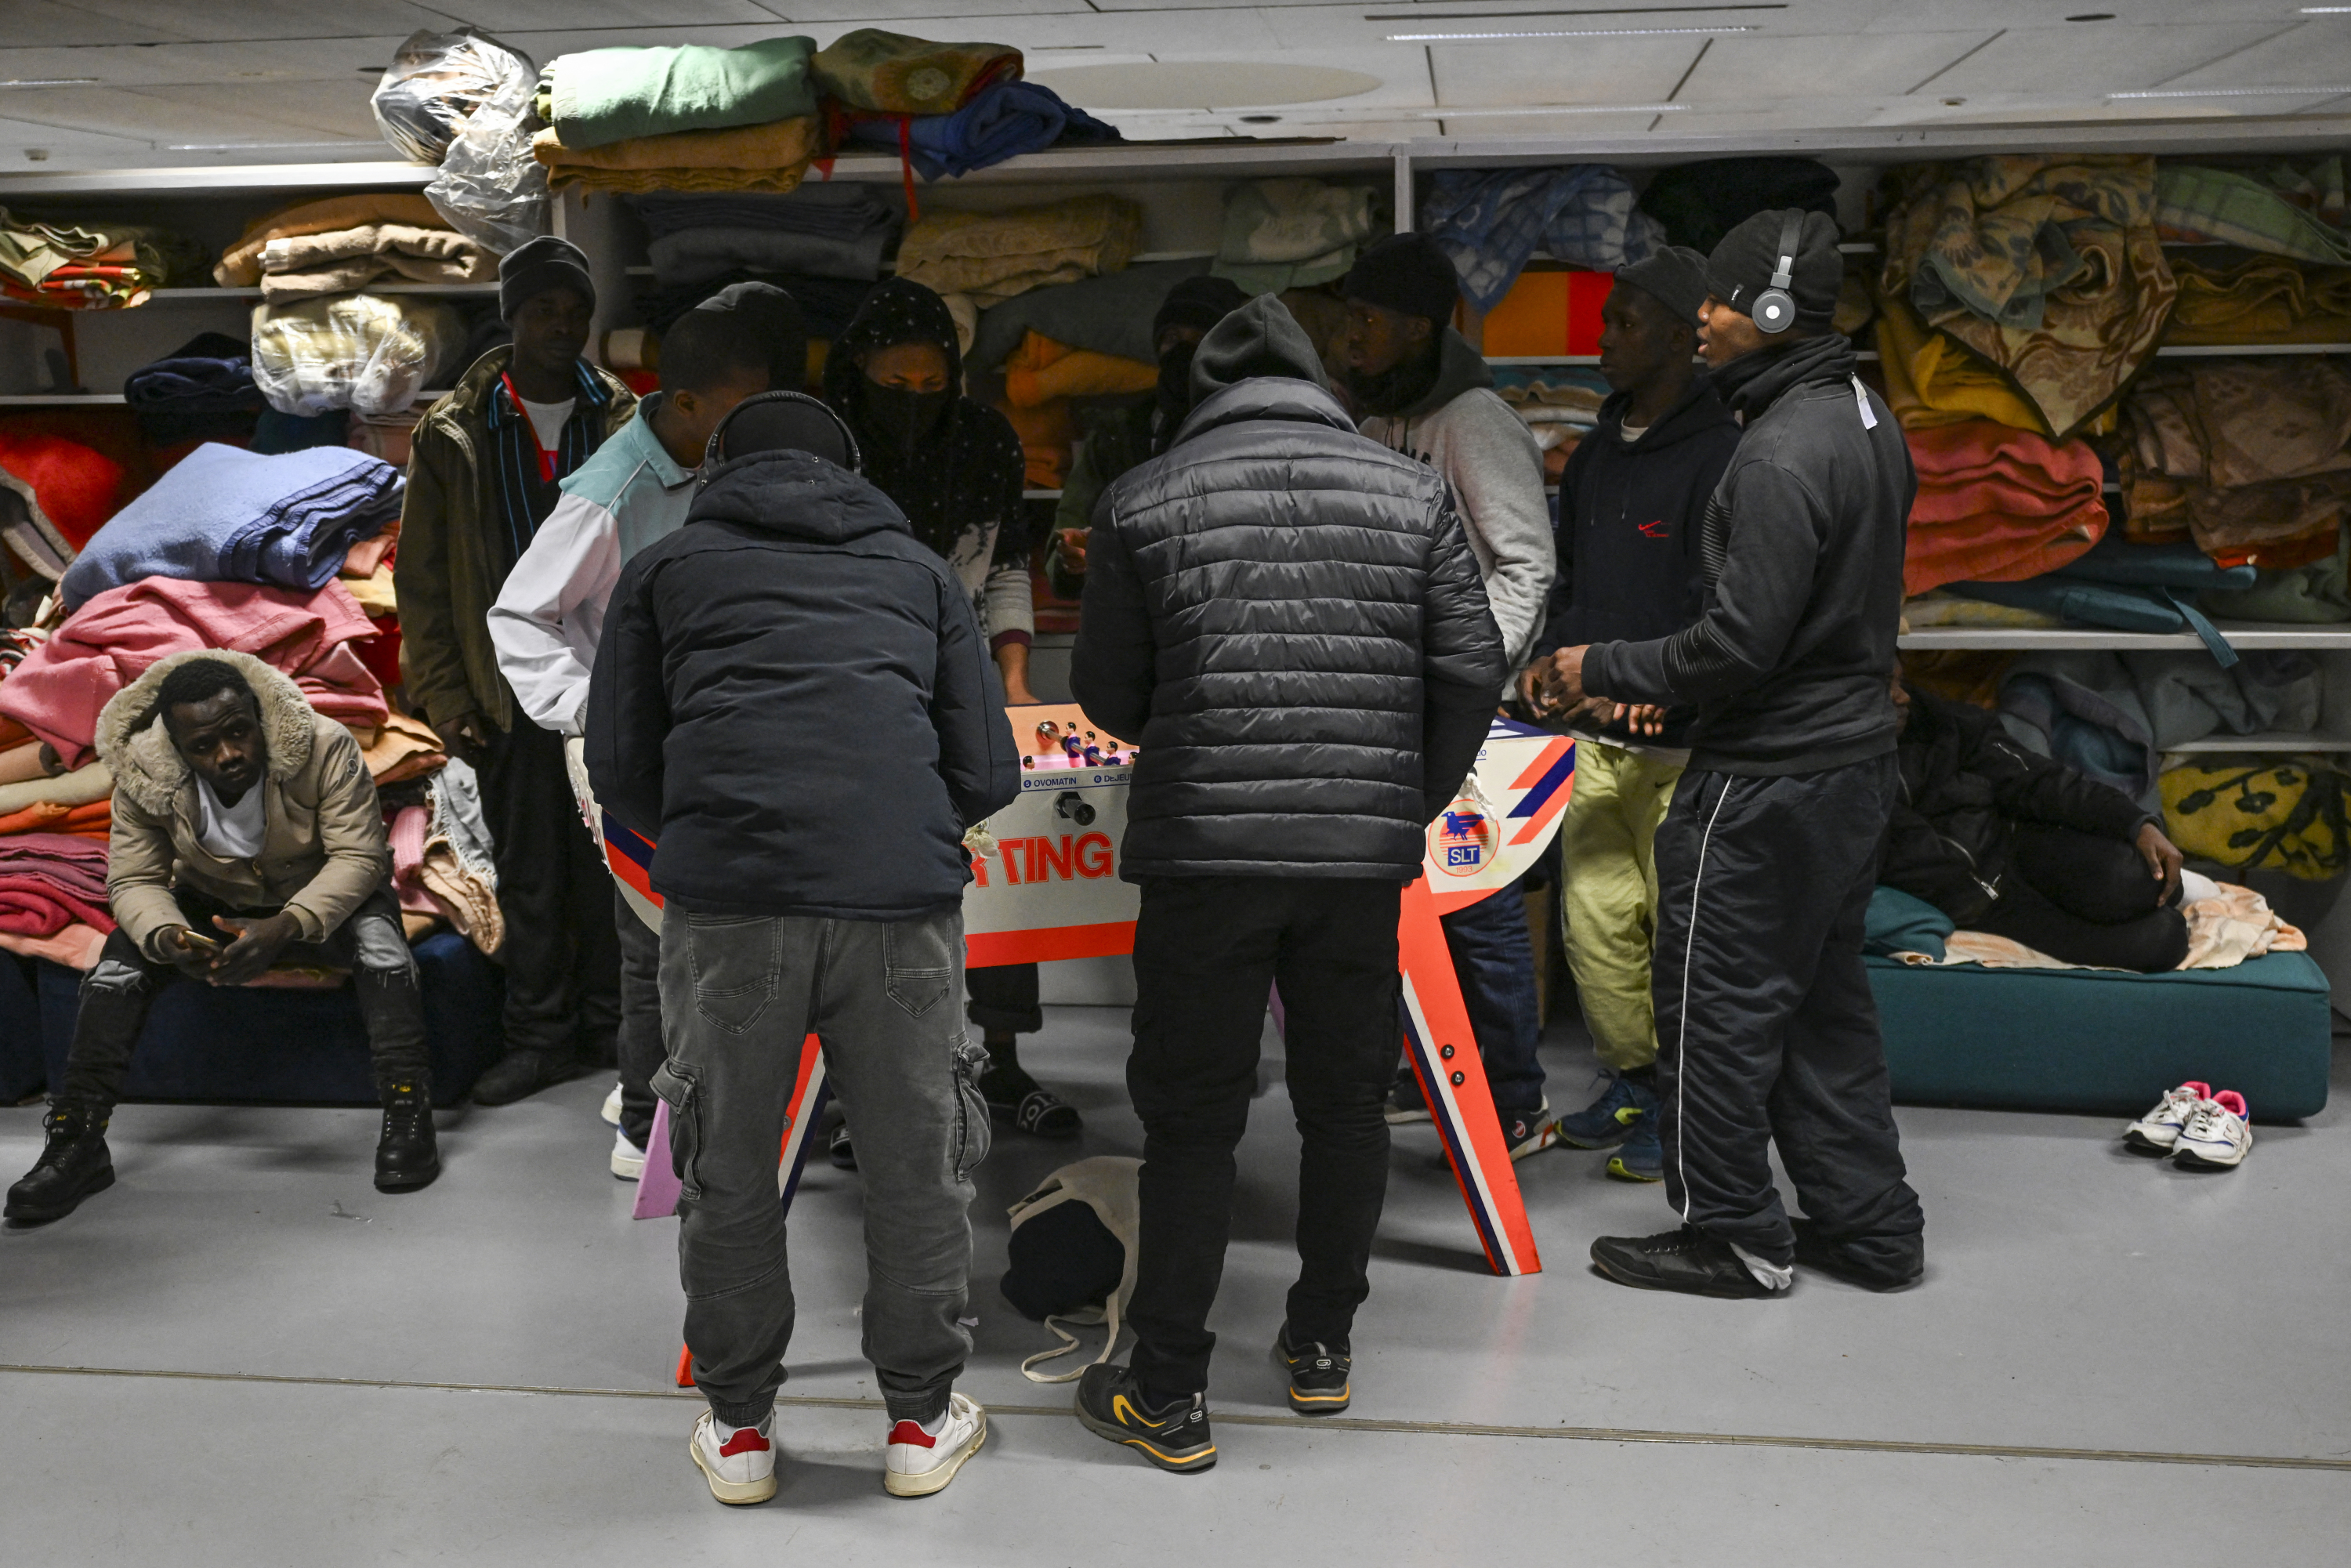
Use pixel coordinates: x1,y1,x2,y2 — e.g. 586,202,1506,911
6,651,439,1226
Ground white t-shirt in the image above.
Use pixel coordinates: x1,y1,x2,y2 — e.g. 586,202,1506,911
1619,421,1649,444
195,777,266,860
519,397,576,452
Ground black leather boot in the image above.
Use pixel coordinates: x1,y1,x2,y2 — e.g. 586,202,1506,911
374,1077,440,1193
5,1101,116,1224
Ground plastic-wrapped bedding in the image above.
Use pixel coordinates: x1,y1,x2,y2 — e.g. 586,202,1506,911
249,295,464,418
370,28,535,166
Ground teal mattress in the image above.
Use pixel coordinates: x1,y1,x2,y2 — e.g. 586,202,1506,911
1867,951,2333,1121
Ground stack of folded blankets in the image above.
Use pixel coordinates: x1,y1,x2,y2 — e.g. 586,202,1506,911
823,30,1114,187
2154,158,2351,263
2115,358,2351,570
58,444,403,613
212,194,494,299
0,205,202,309
2166,257,2351,347
897,194,1140,310
1419,165,1662,314
1212,179,1385,294
633,185,900,285
1902,422,2110,597
533,36,823,196
0,831,111,969
123,331,268,448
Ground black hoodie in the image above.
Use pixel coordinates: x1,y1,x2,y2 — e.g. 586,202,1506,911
1581,333,1914,776
585,447,1020,920
1533,372,1741,748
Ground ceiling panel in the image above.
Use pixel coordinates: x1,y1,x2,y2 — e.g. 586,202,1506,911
0,85,375,150
755,2,1097,19
2156,21,2351,89
1862,0,2308,31
52,1,451,42
0,2,180,49
1675,31,1993,102
430,0,782,27
1429,37,1701,107
132,81,386,142
0,39,415,89
1425,108,1676,137
1925,23,2302,97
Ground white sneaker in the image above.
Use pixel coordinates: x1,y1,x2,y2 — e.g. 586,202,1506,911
610,1125,647,1181
601,1081,624,1126
2173,1091,2252,1171
2124,1081,2210,1154
690,1410,776,1505
882,1392,986,1497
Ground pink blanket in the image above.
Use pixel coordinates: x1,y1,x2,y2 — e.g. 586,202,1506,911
0,577,387,769
0,830,112,936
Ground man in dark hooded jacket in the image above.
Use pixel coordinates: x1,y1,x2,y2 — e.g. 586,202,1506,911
1068,295,1506,1472
587,393,1019,1508
1542,209,1928,1298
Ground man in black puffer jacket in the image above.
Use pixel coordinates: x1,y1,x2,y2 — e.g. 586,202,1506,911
587,393,1017,1506
1886,679,2188,970
1543,209,1927,1300
1069,295,1506,1468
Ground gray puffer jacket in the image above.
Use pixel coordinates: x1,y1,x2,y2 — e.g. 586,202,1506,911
1072,295,1508,881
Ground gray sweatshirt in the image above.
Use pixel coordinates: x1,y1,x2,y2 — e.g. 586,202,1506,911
1358,329,1555,675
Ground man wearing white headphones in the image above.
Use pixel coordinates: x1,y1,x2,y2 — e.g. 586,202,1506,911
1537,208,1926,1298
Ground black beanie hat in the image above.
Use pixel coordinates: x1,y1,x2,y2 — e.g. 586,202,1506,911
1341,232,1460,324
694,280,807,390
1612,244,1710,329
1152,274,1251,344
1704,209,1842,332
705,390,859,473
499,234,596,321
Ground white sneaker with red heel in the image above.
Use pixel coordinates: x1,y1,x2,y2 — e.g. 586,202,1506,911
2173,1091,2253,1171
690,1410,777,1505
882,1392,987,1497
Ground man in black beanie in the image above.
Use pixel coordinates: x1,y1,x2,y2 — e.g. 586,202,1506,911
399,234,638,1105
1538,208,1927,1298
1338,233,1556,1157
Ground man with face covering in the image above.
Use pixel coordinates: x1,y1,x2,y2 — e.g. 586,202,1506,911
1049,273,1252,595
490,282,799,1179
397,236,636,1106
1338,233,1557,1157
7,654,438,1223
823,278,1082,1149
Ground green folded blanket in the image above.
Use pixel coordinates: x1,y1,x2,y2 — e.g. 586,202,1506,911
545,38,817,150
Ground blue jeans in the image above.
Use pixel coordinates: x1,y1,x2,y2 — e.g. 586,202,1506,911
1439,874,1545,1117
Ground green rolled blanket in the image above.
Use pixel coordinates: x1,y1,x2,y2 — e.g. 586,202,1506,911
543,37,817,150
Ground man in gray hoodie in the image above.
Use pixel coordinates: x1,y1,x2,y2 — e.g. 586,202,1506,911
1339,232,1557,1156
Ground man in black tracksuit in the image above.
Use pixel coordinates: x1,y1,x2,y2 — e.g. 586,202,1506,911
1541,208,1927,1297
1069,295,1506,1469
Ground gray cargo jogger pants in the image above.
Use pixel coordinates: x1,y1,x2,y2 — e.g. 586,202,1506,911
653,905,991,1429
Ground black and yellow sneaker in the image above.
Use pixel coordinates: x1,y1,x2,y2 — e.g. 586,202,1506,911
1075,1364,1216,1474
1274,1324,1351,1415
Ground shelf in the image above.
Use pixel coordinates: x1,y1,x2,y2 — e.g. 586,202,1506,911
2162,733,2351,753
0,393,124,405
2155,342,2351,357
1900,623,2351,650
146,285,499,301
1489,352,1883,364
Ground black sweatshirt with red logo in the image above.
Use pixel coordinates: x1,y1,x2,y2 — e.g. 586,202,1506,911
1531,371,1741,748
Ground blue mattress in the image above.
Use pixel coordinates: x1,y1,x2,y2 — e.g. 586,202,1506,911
1869,951,2332,1121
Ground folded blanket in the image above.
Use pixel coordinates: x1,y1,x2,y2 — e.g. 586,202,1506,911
60,443,401,612
361,711,446,784
1003,333,1154,409
1903,592,2067,630
542,38,816,150
647,224,891,286
1421,165,1663,313
0,831,111,937
1904,420,2109,596
531,118,818,195
0,577,386,770
1212,179,1382,294
0,429,121,583
0,740,46,786
250,295,464,418
0,796,110,838
215,194,447,288
897,194,1139,309
845,80,1118,182
2162,757,2348,884
0,763,110,820
2155,160,2351,264
257,223,494,302
123,331,264,414
966,258,1213,377
813,28,1021,115
1882,156,2175,439
2166,257,2351,346
1874,288,2053,436
2119,359,2351,564
0,208,202,309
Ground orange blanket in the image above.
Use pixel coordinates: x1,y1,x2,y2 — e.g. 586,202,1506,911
1904,420,2109,597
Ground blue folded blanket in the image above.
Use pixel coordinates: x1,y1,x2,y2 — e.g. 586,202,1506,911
847,81,1120,180
60,442,401,612
123,331,263,414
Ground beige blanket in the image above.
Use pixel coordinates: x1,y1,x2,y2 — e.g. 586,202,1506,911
214,194,447,287
257,223,493,302
531,118,817,195
897,195,1140,308
1896,883,2306,972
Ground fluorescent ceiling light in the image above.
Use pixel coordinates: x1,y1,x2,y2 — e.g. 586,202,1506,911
1365,5,1781,14
0,78,97,89
1388,25,1755,39
2107,85,2351,97
2298,7,2351,12
163,139,372,150
1418,102,1687,114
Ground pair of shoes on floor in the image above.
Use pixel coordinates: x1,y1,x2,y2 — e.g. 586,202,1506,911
1556,1072,1663,1181
1076,1364,1218,1472
469,1048,585,1106
980,1063,1081,1139
2125,1081,2253,1170
690,1395,987,1505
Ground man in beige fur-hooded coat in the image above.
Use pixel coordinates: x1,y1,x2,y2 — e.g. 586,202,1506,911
4,650,441,1228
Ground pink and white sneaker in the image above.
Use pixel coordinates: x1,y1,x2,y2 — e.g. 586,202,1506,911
690,1410,777,1505
2173,1091,2252,1171
2124,1081,2210,1155
882,1392,987,1497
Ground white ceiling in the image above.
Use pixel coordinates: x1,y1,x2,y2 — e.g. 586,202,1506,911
0,1,2343,168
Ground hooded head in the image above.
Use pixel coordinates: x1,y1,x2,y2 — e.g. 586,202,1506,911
1189,293,1331,405
1149,274,1252,434
96,649,316,820
703,390,860,475
1704,208,1842,336
820,277,964,462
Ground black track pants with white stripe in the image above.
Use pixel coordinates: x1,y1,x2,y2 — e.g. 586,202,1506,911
1649,753,1924,1273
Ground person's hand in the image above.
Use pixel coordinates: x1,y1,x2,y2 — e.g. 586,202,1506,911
1612,703,1667,737
442,713,493,767
2136,821,2185,904
1531,646,1592,715
1002,677,1040,706
205,911,303,987
153,924,219,979
1056,527,1089,576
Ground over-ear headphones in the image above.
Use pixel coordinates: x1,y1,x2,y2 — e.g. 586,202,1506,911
697,389,863,489
1750,210,1805,335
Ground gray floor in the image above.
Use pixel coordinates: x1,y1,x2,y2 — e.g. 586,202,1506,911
3,1007,2349,1563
